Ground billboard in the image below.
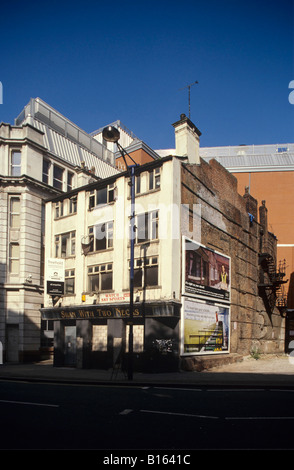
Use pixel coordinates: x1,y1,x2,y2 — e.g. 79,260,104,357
182,237,230,303
181,297,230,355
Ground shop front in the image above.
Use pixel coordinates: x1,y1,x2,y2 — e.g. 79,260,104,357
40,301,181,372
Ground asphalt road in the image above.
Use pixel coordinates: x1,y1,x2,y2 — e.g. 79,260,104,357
0,380,294,456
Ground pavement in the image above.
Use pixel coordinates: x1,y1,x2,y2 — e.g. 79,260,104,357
1,354,294,388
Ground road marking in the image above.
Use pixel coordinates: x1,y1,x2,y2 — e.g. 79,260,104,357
140,409,219,419
225,416,294,420
154,387,203,392
207,389,266,392
0,399,59,408
119,409,133,415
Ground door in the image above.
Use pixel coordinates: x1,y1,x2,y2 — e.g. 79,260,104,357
285,310,294,354
64,325,77,366
6,325,19,363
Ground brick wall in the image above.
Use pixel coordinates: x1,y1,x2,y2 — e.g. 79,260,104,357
181,158,285,355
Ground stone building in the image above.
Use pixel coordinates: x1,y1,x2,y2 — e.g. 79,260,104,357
0,97,119,363
41,114,285,372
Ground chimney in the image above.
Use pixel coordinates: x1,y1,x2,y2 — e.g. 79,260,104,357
172,113,201,164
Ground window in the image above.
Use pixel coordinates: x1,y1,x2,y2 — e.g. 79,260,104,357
10,197,20,228
69,196,77,214
65,269,75,294
42,159,50,184
88,184,115,209
55,231,76,258
97,187,107,205
54,201,64,219
132,257,158,288
88,221,114,252
88,263,113,292
135,210,159,243
67,171,74,191
9,243,20,274
89,190,95,209
135,175,141,194
53,165,64,190
148,168,160,191
11,150,21,176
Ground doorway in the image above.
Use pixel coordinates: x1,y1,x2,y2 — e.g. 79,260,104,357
285,310,294,354
64,325,77,366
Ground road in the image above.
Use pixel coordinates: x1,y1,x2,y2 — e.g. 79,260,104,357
0,380,294,455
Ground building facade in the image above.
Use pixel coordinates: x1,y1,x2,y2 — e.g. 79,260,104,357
0,98,119,363
41,115,285,372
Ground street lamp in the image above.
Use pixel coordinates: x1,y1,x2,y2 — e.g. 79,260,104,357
102,126,138,380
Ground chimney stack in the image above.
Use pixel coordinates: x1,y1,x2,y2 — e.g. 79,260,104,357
172,113,201,164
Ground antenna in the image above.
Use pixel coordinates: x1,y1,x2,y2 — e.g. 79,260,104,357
179,80,198,118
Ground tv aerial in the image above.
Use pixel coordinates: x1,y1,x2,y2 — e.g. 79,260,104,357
179,80,198,119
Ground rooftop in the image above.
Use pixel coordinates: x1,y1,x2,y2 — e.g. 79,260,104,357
156,143,294,172
14,98,120,179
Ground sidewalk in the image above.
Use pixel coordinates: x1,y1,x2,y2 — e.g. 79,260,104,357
1,354,294,387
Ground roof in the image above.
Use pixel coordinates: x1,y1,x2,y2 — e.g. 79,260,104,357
199,144,294,172
15,98,120,179
156,144,294,172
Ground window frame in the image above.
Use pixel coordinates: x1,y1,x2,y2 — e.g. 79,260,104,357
9,196,21,229
134,210,159,244
11,150,22,176
9,242,20,275
55,231,76,258
132,256,159,288
67,171,75,191
88,220,114,252
53,164,64,191
148,167,161,191
87,263,113,293
88,184,115,210
65,269,75,294
42,158,50,184
69,196,77,214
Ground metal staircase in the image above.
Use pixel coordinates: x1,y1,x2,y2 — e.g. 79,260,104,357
259,254,288,314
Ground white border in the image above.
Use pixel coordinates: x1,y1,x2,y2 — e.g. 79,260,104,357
180,296,231,356
181,236,231,304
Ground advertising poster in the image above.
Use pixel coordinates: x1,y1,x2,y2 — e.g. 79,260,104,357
183,237,230,303
182,298,230,355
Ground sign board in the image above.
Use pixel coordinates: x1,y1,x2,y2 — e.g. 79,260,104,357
99,292,130,303
181,297,230,355
182,236,230,303
46,258,65,295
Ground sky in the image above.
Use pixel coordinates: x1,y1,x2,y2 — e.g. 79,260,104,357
0,0,293,150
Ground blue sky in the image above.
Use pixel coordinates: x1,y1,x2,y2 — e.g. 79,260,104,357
0,0,293,149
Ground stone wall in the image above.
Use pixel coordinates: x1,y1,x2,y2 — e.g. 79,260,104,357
181,158,285,356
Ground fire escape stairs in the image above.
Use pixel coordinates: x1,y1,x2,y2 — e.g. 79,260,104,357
258,253,288,314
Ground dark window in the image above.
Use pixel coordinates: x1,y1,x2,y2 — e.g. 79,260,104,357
53,165,64,190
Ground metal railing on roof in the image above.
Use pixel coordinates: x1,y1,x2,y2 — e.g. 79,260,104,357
15,97,116,166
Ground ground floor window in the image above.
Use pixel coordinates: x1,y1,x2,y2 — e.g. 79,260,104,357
125,324,144,352
92,324,108,351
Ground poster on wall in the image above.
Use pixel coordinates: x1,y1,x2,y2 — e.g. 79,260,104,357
181,297,230,355
183,237,231,303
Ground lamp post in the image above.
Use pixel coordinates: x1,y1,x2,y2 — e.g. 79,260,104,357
102,126,138,380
